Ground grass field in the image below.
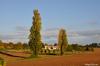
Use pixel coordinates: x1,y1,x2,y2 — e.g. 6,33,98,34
0,48,100,66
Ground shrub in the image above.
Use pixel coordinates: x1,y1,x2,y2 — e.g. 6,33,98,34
66,45,73,51
0,57,5,66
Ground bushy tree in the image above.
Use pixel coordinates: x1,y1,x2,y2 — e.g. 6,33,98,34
14,42,23,50
23,43,29,50
66,45,73,51
72,44,81,51
28,9,42,57
8,42,14,49
0,40,5,50
0,40,2,44
58,29,68,55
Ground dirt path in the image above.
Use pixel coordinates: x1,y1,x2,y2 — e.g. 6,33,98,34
0,51,26,58
0,51,30,62
7,48,100,66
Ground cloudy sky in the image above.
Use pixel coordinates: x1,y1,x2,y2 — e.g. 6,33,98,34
0,0,100,44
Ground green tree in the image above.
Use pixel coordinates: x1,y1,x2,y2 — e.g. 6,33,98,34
28,9,42,57
8,42,14,49
0,40,5,50
0,40,2,44
14,42,23,50
58,29,68,55
72,44,81,51
66,45,73,51
23,43,29,50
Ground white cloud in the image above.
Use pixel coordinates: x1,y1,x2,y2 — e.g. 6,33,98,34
0,26,100,44
0,26,29,43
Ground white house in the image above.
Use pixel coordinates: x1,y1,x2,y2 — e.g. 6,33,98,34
44,45,59,50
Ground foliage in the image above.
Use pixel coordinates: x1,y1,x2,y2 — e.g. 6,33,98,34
58,29,68,55
28,9,42,57
23,43,29,50
0,40,29,51
0,57,5,66
0,40,5,50
71,44,81,51
88,43,100,48
66,45,73,51
65,44,94,52
14,42,23,50
84,46,94,51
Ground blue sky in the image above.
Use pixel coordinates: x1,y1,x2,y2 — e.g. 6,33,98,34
0,0,100,44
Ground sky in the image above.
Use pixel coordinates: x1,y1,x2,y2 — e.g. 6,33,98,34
0,0,100,44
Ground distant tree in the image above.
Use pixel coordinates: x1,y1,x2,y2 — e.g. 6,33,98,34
28,9,42,57
85,46,89,51
14,42,23,50
23,43,29,50
0,40,2,44
8,42,14,49
58,29,68,55
72,44,81,51
98,43,100,48
0,40,5,50
91,43,98,47
0,40,2,46
54,43,57,46
66,45,73,51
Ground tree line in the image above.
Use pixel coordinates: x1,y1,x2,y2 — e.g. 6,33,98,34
0,40,29,50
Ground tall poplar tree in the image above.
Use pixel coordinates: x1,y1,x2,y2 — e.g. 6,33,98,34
58,29,68,55
29,9,42,57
